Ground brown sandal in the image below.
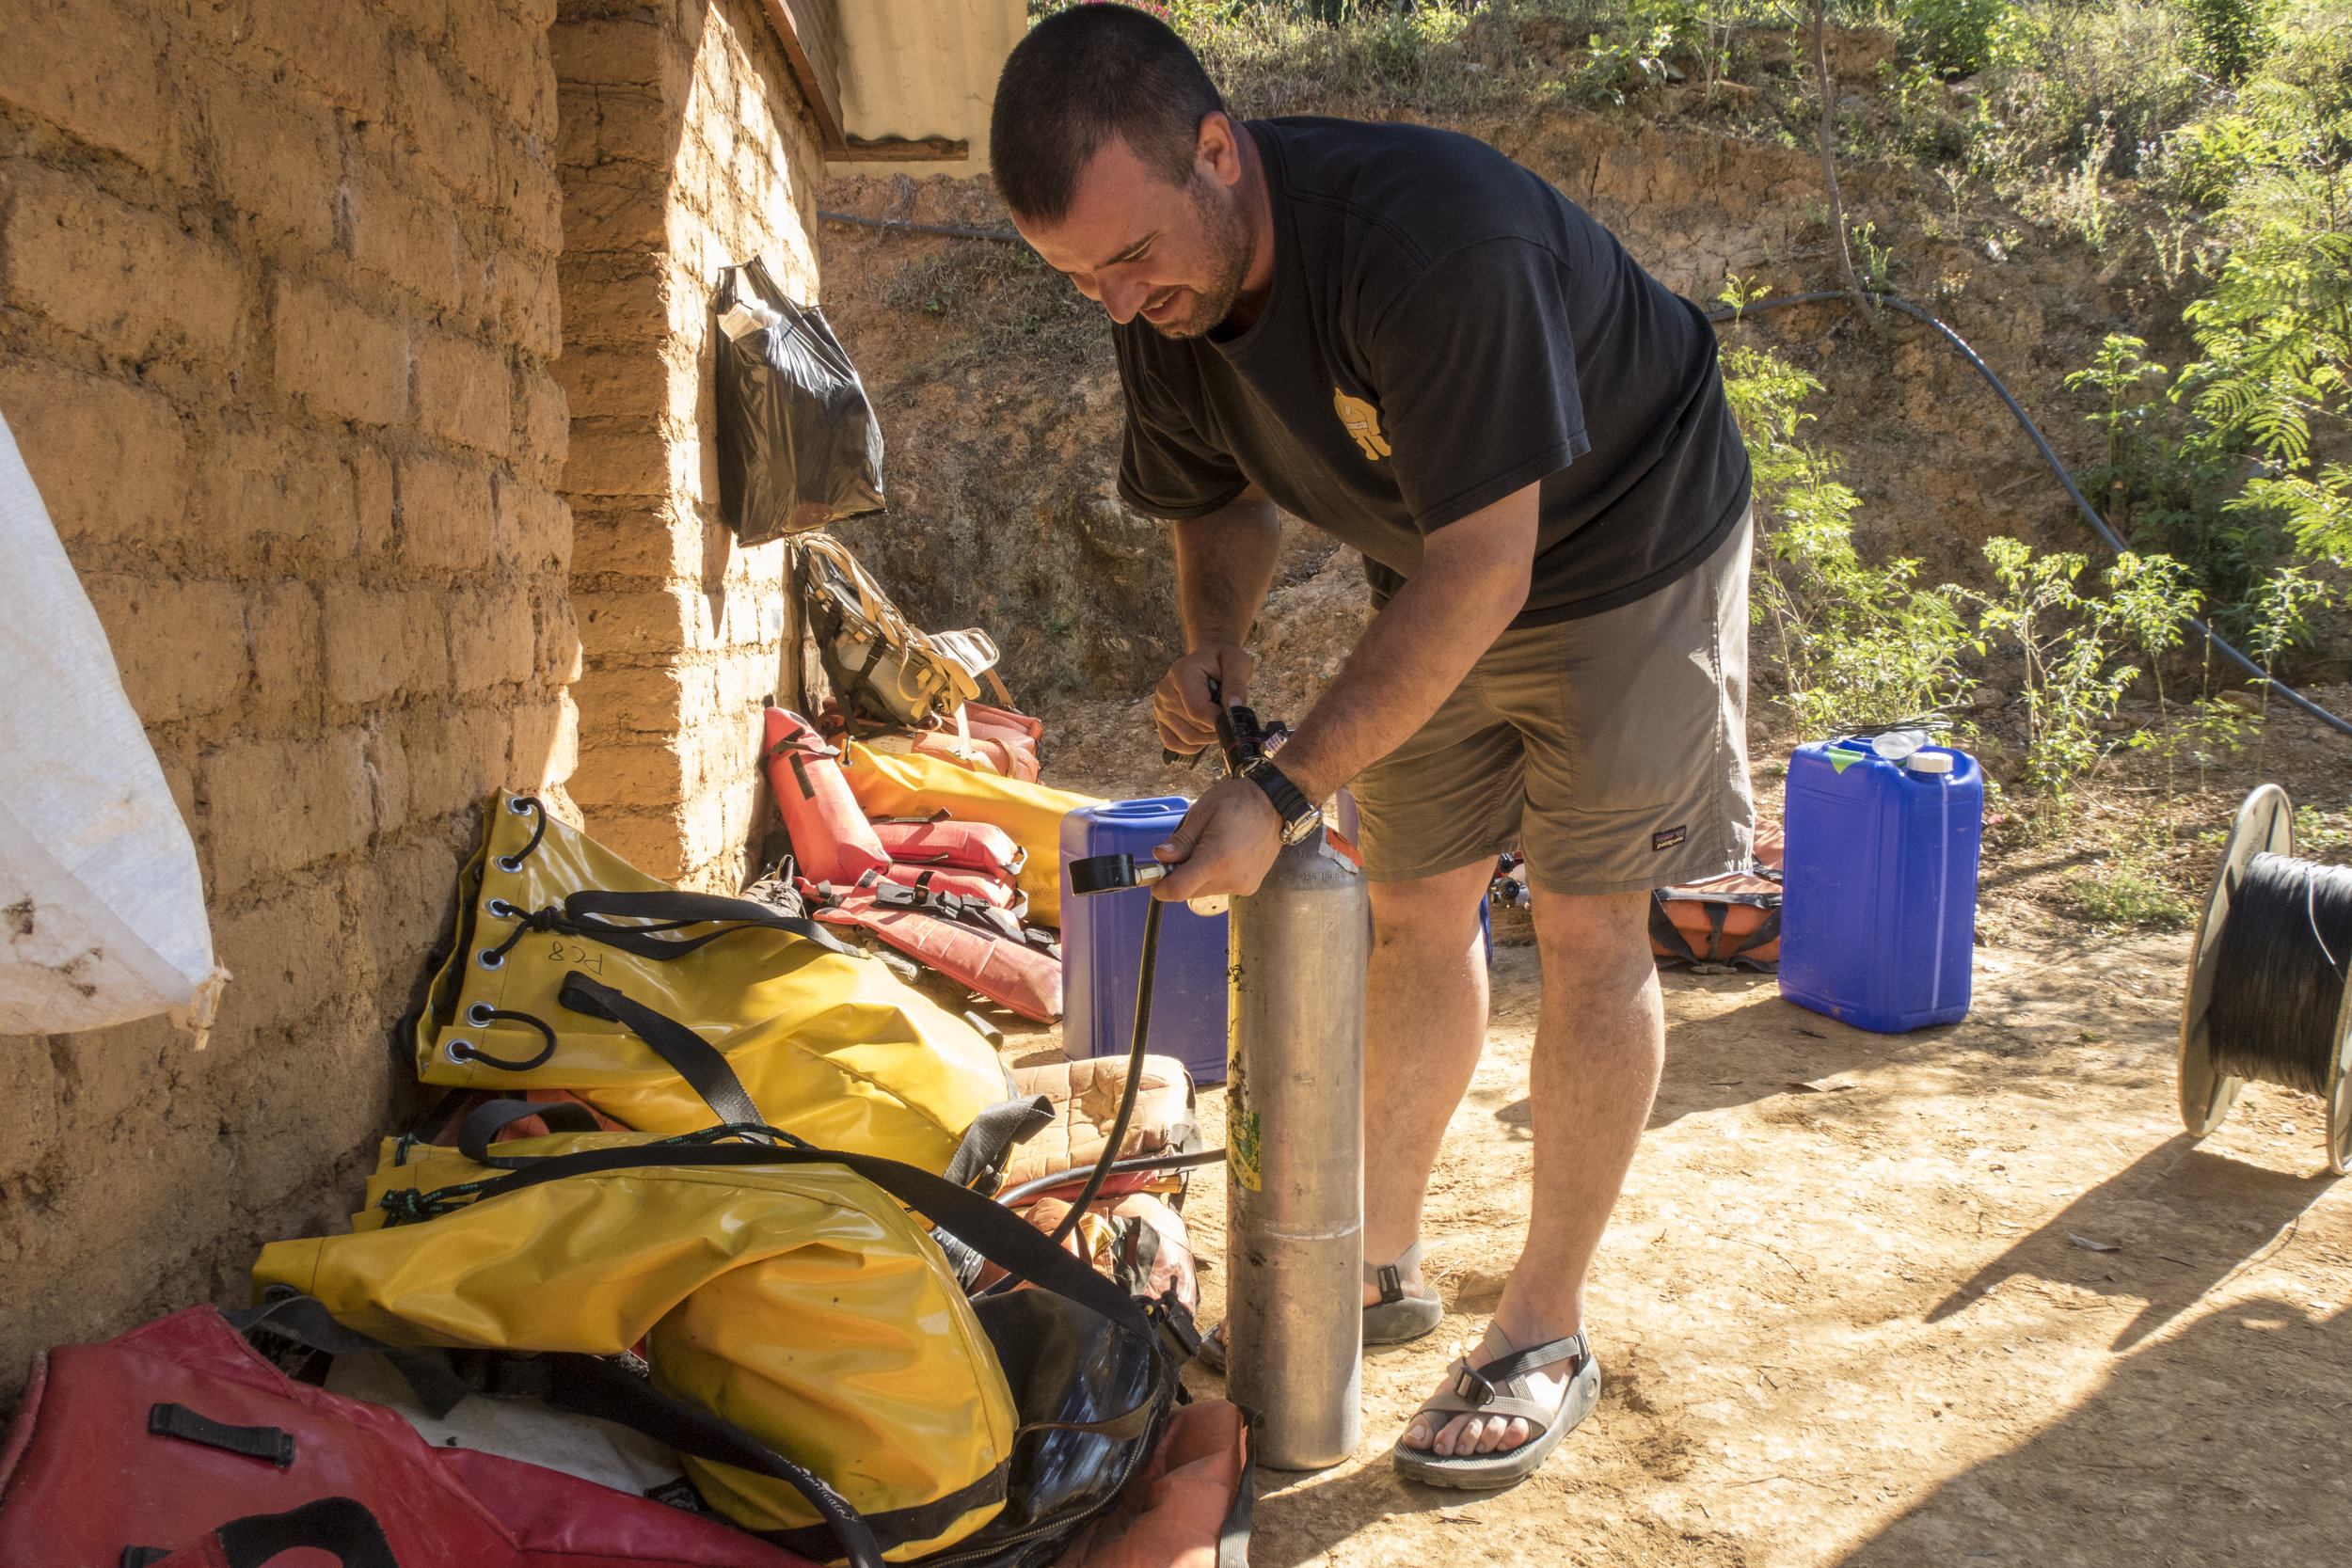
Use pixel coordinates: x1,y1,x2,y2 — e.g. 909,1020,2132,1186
1391,1322,1598,1489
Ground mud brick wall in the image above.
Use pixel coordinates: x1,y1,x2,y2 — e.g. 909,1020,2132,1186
553,0,826,889
0,0,575,1400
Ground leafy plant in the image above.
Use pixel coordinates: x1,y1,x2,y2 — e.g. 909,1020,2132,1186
1967,539,2202,809
2066,839,2199,927
1722,321,1977,736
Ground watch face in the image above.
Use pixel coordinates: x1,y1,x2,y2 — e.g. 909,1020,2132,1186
1279,811,1323,846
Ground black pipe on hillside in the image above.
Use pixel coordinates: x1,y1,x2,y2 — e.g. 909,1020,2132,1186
1711,289,2352,739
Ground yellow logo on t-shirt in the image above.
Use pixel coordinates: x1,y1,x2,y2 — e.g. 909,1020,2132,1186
1333,389,1391,461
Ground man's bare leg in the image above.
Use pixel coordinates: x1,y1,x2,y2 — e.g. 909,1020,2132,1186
1361,861,1494,1321
1399,887,1664,1457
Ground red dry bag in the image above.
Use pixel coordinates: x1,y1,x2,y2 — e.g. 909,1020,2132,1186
761,707,888,885
0,1307,815,1568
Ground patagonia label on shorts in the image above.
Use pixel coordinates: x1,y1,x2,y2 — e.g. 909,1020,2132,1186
1652,825,1687,851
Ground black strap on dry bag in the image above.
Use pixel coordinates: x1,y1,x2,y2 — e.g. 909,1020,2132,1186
554,972,772,1138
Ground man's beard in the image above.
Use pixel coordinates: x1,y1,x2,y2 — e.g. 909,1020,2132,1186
1146,176,1253,340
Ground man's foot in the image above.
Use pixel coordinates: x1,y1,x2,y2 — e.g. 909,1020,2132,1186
1360,1240,1444,1344
1399,1319,1578,1457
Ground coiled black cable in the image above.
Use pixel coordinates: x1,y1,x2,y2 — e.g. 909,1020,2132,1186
1708,290,2352,739
2208,851,2352,1096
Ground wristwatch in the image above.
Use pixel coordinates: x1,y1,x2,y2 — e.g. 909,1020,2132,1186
1242,758,1323,846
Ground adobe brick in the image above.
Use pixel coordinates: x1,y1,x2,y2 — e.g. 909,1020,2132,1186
550,347,675,424
554,256,668,351
575,586,703,661
394,451,497,572
246,580,324,712
400,705,512,820
321,584,449,706
342,164,468,315
212,879,346,1028
492,242,563,361
504,483,573,573
580,805,687,882
564,420,675,499
448,589,537,691
566,501,696,581
449,1,544,118
358,717,410,836
272,277,408,428
79,574,247,725
380,0,447,44
1,168,244,367
550,19,672,90
198,427,362,564
351,446,396,557
413,330,512,457
240,0,390,121
514,370,570,487
495,136,566,255
532,589,583,686
565,739,690,812
348,838,460,995
0,0,162,167
507,693,580,797
201,71,340,254
393,46,495,202
560,163,669,253
0,361,188,549
199,728,376,895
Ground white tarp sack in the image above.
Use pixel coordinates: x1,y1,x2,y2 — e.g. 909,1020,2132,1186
0,407,226,1042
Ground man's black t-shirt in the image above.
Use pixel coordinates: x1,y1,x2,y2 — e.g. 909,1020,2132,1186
1115,117,1752,626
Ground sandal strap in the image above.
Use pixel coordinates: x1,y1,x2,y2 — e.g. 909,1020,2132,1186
1412,1388,1562,1425
1363,1239,1424,1306
1431,1330,1589,1412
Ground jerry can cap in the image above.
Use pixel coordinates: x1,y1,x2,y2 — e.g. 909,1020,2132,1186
1906,752,1954,774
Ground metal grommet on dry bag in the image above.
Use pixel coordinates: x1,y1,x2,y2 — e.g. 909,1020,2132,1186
468,1003,496,1026
477,949,505,970
497,795,548,874
443,1037,474,1062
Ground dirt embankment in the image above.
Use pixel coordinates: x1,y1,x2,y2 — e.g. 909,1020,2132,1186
813,84,2221,715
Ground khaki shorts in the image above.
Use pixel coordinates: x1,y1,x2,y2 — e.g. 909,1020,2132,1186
1351,510,1755,896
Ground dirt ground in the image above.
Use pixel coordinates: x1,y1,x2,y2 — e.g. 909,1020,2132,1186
1018,701,2352,1568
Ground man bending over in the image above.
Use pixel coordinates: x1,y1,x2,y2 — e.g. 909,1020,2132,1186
992,4,1754,1488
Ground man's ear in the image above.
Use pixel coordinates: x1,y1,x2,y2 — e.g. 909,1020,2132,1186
1196,109,1245,189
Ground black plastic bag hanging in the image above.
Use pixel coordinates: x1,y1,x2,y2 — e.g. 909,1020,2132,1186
713,256,885,544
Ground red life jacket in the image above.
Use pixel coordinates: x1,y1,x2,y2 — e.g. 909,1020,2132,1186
761,707,888,884
807,882,1062,1023
869,819,1028,881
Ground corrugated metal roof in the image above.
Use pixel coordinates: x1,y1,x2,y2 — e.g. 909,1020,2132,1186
832,0,1026,164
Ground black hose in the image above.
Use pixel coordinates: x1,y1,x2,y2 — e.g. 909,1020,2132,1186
998,1147,1229,1209
1708,290,2352,738
1043,895,1165,1246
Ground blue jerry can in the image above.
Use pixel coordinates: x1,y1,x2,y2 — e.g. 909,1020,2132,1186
1779,740,1983,1034
1058,797,1231,1085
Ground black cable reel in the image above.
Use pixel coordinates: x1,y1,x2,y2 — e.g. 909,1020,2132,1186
2179,784,2352,1173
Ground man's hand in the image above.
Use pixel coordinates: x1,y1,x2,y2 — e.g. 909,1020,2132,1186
1153,644,1254,756
1152,777,1281,900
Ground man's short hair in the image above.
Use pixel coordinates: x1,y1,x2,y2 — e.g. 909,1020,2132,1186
990,5,1228,223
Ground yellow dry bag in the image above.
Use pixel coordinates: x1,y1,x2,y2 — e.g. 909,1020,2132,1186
411,793,1041,1183
255,1116,1177,1565
838,744,1100,926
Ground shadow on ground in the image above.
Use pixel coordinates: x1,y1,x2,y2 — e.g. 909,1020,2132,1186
1840,1294,2352,1563
1927,1134,2339,1350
